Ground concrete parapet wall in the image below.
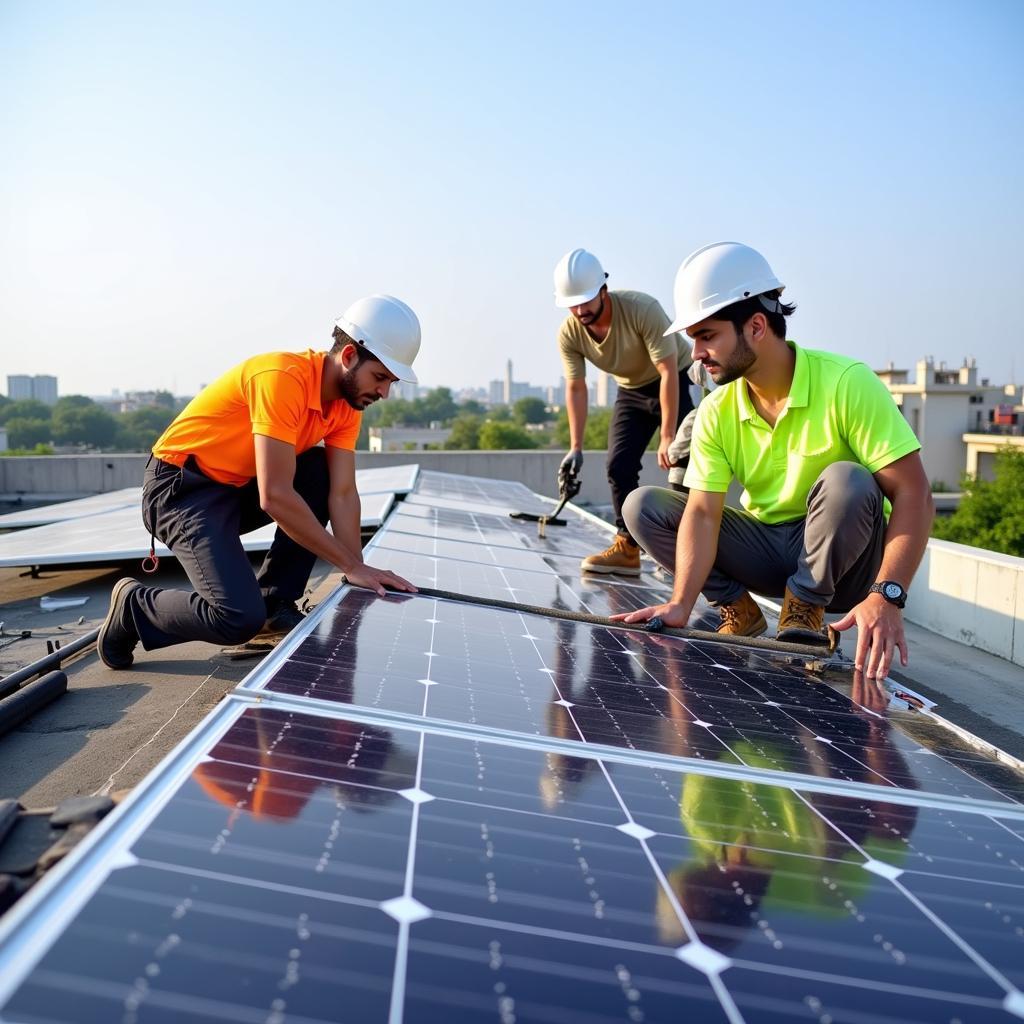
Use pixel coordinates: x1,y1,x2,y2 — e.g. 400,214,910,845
905,539,1024,668
0,454,148,500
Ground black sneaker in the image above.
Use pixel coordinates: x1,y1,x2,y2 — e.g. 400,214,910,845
98,578,141,670
259,602,305,636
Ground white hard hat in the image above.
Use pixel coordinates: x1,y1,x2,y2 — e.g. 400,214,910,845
553,248,607,308
665,242,784,335
334,294,421,383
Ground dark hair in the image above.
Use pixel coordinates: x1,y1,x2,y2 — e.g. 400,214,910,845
330,327,379,367
677,862,772,953
711,289,796,340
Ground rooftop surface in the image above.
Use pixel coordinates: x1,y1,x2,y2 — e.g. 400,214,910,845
0,472,1023,1022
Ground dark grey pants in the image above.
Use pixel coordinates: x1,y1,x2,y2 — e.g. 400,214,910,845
127,448,330,651
623,461,885,612
607,371,693,538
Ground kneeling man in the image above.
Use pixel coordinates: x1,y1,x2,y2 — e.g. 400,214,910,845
99,294,421,669
613,243,934,680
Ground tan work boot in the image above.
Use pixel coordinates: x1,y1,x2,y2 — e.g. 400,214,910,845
716,592,767,637
777,587,826,644
580,534,642,576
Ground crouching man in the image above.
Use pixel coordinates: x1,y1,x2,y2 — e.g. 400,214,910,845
612,243,934,680
98,294,421,669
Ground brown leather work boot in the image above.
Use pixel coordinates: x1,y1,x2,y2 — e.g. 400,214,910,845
580,534,642,576
777,587,826,644
716,592,768,637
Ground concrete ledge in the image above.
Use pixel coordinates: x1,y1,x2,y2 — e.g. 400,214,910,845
905,539,1024,668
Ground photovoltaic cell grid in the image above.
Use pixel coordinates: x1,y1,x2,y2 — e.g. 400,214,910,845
1,470,1024,1024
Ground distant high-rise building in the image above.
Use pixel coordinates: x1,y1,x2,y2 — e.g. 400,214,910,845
503,360,513,405
391,381,419,402
6,375,32,401
595,371,618,408
33,376,58,405
6,374,57,405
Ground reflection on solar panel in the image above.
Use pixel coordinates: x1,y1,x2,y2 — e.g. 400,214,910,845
1,469,1023,1022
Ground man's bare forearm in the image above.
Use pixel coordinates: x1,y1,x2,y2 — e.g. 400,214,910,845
566,381,588,450
658,368,679,442
329,491,363,562
263,488,362,572
877,488,934,588
669,504,721,619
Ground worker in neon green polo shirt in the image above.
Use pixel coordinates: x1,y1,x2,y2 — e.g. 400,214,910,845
612,242,934,680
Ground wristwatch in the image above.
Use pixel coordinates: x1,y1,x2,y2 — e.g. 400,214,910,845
869,580,907,608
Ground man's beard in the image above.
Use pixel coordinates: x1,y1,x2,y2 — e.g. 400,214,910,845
338,368,376,410
706,329,756,385
576,293,604,325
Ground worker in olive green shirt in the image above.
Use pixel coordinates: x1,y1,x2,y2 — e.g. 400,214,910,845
554,248,693,575
612,242,934,681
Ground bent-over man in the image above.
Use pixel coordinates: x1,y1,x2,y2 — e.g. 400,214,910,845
554,247,694,575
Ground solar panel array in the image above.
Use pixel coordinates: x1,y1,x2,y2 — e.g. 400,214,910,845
1,470,1023,1024
0,464,419,568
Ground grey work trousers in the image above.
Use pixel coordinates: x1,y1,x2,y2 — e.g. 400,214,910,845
126,448,330,651
623,461,886,613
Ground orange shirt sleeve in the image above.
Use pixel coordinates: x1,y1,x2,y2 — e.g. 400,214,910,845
324,407,361,451
245,368,306,445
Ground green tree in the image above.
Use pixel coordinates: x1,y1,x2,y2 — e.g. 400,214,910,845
478,420,538,450
513,397,550,425
419,387,458,425
54,395,95,414
554,407,613,449
114,407,176,451
932,447,1024,556
444,414,482,450
0,399,52,425
153,389,177,409
0,442,53,456
52,405,118,448
459,399,486,417
371,398,415,428
6,417,52,448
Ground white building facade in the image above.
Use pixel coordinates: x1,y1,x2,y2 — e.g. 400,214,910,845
877,358,1022,489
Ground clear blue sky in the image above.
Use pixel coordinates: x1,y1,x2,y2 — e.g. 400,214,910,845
2,0,1022,397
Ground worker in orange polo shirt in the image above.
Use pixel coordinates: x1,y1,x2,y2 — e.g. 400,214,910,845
97,294,421,669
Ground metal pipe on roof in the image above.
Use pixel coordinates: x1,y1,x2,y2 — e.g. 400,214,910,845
0,630,98,699
0,672,68,738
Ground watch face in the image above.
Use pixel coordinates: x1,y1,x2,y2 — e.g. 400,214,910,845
883,583,902,600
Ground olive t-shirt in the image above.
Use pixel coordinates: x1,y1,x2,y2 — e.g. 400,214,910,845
557,290,692,389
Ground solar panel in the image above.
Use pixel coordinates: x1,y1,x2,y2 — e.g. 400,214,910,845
0,487,142,529
1,698,1022,1023
0,467,417,534
0,489,395,567
354,464,420,495
2,468,1023,1022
